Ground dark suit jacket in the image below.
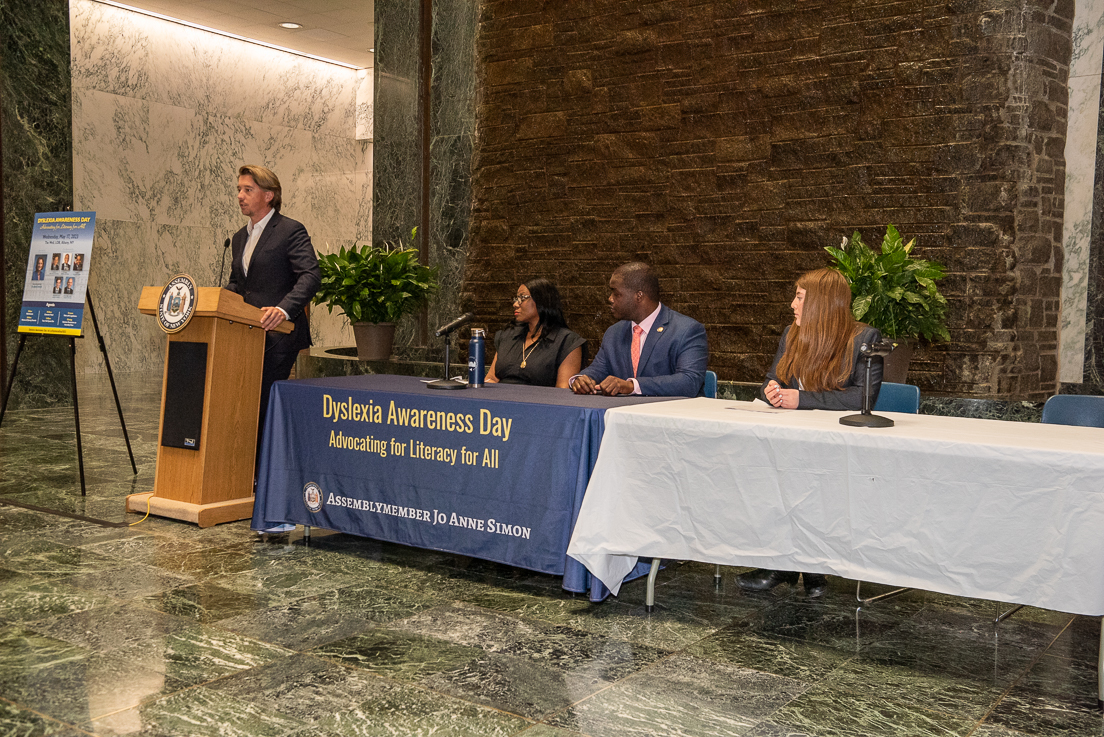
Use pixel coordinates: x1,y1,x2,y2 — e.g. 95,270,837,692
761,324,883,410
581,304,708,397
227,211,321,353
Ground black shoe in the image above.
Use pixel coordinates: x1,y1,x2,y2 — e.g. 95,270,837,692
802,573,828,598
737,569,799,592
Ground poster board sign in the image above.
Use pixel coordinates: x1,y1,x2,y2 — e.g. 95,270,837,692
17,212,96,336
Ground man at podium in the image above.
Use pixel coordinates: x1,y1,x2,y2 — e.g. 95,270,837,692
226,164,320,481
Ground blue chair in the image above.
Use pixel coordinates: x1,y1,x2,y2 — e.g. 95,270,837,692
995,394,1104,622
873,382,920,414
857,383,920,605
704,370,718,399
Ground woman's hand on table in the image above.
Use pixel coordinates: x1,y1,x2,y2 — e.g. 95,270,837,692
765,380,799,409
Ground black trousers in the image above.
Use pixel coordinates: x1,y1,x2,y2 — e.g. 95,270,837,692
256,348,300,468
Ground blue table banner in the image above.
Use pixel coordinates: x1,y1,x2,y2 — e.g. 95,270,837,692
252,375,669,599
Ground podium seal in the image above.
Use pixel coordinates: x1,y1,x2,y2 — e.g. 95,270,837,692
303,482,323,513
157,274,198,333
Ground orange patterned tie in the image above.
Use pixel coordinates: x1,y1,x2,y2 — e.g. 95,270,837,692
631,325,643,377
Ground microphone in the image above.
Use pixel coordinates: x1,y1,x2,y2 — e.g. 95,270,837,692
859,339,896,358
434,312,476,337
217,237,231,287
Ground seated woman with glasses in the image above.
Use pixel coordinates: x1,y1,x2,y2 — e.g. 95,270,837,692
737,267,883,598
486,278,586,388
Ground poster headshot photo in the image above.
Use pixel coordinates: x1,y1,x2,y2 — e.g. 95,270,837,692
73,253,84,271
32,255,46,281
61,253,71,270
52,277,62,294
64,277,75,295
50,253,61,270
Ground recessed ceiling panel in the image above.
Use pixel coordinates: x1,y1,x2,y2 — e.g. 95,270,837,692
104,0,374,68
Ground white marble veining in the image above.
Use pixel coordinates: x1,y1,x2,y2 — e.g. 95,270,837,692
70,0,366,373
72,88,153,223
356,142,374,240
357,72,374,141
1060,0,1104,382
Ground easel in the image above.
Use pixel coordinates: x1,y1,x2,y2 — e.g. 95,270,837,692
0,291,137,496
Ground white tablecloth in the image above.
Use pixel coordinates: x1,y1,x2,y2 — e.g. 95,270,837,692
567,398,1104,615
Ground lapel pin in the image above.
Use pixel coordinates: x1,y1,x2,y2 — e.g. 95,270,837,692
656,327,664,333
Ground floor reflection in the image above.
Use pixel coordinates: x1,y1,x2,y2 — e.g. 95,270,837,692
0,372,1101,736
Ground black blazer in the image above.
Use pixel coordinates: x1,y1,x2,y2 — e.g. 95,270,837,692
227,211,321,353
761,324,883,410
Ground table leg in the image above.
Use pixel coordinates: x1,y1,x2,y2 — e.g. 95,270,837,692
645,558,660,612
1098,617,1103,709
304,526,311,543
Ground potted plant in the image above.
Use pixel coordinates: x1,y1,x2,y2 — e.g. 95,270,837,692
313,228,439,360
825,224,949,383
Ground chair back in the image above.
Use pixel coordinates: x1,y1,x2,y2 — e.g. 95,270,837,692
704,370,718,399
873,382,919,414
1041,394,1104,428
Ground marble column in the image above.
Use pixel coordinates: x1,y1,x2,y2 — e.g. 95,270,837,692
1084,54,1104,392
374,0,475,361
1,0,74,409
1060,0,1104,383
428,0,477,343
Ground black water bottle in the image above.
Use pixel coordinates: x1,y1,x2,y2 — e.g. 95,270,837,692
468,328,485,387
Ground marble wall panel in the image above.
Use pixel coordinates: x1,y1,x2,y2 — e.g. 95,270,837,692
356,143,374,241
71,88,152,222
69,0,152,101
80,220,181,375
71,0,357,138
304,133,358,240
1060,0,1104,382
357,73,374,141
70,0,366,372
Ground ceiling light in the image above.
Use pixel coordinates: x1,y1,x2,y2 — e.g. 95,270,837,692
279,22,302,29
369,48,375,52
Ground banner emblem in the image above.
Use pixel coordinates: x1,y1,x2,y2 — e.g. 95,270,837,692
303,481,323,513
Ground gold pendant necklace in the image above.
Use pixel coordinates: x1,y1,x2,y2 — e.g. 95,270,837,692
520,331,541,369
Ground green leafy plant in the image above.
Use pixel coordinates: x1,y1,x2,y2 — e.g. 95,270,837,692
825,224,950,342
313,228,439,324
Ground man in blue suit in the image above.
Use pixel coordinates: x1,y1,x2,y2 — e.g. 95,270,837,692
571,262,707,397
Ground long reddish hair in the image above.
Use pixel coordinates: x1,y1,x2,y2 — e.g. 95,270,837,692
776,268,861,392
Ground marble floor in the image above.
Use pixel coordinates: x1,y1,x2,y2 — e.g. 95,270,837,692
1,371,1102,737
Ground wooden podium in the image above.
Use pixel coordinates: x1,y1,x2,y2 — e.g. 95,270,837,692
130,286,292,527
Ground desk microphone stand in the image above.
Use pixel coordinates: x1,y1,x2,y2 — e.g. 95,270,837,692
839,342,894,428
427,337,466,390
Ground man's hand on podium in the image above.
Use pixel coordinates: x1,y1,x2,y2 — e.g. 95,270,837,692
259,306,287,331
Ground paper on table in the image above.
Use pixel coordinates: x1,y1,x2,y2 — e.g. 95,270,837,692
727,398,788,413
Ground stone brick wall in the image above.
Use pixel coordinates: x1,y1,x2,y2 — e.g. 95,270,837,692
463,0,1073,399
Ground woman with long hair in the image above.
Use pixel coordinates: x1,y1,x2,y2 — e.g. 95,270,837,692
738,267,884,597
486,278,586,388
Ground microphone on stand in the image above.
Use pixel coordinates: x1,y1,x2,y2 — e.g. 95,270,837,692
434,312,476,337
428,312,478,390
840,339,897,428
217,237,231,287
